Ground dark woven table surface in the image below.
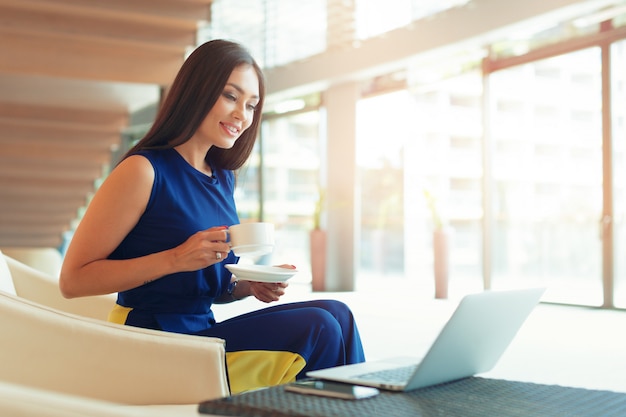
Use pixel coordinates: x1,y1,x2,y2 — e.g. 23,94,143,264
198,377,626,417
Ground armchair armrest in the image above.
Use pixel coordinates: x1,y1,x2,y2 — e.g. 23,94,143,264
5,254,115,320
0,291,230,405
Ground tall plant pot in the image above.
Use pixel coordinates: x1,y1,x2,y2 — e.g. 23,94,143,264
310,229,327,292
433,228,452,299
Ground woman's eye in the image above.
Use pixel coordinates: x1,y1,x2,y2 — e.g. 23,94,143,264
247,103,257,111
223,92,236,101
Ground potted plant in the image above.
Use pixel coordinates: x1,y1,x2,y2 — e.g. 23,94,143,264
310,186,326,291
423,189,452,299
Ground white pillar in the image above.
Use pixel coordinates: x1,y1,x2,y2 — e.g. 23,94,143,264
323,81,359,291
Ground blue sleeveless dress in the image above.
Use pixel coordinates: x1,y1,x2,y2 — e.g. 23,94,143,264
107,148,365,394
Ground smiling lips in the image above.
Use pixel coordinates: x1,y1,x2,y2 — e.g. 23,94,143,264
221,122,241,136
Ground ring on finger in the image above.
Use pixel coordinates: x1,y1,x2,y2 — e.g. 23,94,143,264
216,251,222,260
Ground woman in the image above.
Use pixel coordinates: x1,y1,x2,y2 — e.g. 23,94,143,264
59,39,365,394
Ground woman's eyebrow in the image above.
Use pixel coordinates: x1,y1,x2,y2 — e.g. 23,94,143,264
225,82,259,100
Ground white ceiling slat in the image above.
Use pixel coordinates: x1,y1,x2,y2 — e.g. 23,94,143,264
0,77,159,113
0,157,105,175
0,209,83,223
0,22,189,55
0,225,69,236
0,171,102,184
6,0,214,22
1,239,65,247
1,211,76,225
1,238,65,247
0,3,198,47
0,183,94,199
0,105,128,127
0,196,86,216
0,136,120,152
0,198,85,212
1,146,110,165
0,123,122,149
0,235,65,249
0,27,185,84
0,199,88,220
0,175,97,193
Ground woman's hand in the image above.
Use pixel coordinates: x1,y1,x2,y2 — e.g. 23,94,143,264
249,281,289,303
247,264,295,303
169,226,231,272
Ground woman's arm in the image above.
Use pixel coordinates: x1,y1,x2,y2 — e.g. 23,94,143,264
59,155,230,298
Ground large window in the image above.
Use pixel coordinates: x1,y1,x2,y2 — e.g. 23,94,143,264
408,72,485,297
205,0,327,68
356,91,410,281
488,49,604,306
354,36,625,306
355,78,484,297
613,39,626,308
238,110,323,277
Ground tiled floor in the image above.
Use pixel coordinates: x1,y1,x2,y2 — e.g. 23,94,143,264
214,278,626,394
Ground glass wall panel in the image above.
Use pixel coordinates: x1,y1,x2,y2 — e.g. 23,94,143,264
407,72,484,297
355,75,483,298
355,0,470,40
612,39,626,308
265,0,326,67
206,0,326,68
247,111,322,278
235,145,261,222
488,48,604,306
356,91,410,286
204,0,266,65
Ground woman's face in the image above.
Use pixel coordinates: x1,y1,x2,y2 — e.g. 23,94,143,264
196,64,260,149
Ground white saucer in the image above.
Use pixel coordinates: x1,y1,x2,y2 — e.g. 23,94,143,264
224,264,298,282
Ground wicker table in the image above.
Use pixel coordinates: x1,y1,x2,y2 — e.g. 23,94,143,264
198,377,626,417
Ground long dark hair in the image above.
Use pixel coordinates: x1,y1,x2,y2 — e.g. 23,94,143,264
122,39,265,171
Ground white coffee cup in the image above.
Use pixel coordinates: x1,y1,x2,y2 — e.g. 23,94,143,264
228,222,275,257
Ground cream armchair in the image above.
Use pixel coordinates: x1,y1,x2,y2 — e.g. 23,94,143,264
0,251,230,408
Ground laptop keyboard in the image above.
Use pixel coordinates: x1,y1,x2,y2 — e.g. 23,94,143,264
354,364,418,384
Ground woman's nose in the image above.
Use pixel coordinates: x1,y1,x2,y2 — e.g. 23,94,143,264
232,105,245,121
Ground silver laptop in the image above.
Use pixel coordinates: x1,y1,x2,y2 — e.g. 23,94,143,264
307,287,545,392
